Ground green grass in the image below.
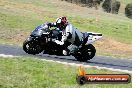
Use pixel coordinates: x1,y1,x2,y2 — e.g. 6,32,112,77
118,0,132,4
0,10,43,30
0,56,132,88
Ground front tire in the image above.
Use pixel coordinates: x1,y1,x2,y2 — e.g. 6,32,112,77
23,39,43,55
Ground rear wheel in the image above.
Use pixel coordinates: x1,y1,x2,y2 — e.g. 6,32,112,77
86,44,96,59
23,39,43,55
75,44,96,62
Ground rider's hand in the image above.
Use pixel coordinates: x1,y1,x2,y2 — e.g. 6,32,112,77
47,23,52,28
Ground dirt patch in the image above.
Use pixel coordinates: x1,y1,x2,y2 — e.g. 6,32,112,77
94,37,132,58
0,29,29,44
95,37,132,52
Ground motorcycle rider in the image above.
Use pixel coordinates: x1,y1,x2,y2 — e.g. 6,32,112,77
46,16,84,55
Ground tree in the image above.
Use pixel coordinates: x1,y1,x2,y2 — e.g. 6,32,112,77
102,0,120,14
102,0,111,13
111,1,120,14
125,3,132,19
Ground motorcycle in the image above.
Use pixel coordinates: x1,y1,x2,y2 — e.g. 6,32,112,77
23,23,102,62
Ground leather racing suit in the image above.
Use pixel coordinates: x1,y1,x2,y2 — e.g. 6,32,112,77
53,23,83,55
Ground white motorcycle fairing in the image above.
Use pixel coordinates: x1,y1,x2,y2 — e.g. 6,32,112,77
83,32,102,44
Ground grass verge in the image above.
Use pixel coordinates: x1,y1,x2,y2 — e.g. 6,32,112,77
0,56,132,88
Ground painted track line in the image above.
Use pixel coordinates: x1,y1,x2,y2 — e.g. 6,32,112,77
0,54,17,58
41,58,132,74
0,54,132,73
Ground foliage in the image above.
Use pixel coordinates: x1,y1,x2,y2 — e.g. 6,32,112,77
125,3,132,19
102,0,120,14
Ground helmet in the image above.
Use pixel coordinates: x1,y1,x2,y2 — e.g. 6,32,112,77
56,16,68,30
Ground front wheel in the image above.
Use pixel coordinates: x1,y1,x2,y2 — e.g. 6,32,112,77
23,39,43,55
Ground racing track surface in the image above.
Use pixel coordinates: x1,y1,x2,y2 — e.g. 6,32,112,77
0,44,132,72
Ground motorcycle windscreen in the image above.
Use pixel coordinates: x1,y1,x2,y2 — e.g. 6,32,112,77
31,24,50,37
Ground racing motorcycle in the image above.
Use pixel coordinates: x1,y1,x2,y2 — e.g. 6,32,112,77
23,23,102,62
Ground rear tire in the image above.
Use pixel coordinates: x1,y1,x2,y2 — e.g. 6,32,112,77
75,44,96,62
86,44,96,59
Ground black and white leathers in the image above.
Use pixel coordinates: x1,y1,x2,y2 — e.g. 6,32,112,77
55,23,83,46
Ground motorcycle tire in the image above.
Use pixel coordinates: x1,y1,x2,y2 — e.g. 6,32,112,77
23,39,43,55
75,44,96,62
86,44,96,59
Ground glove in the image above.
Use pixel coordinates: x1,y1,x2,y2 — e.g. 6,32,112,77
47,23,52,28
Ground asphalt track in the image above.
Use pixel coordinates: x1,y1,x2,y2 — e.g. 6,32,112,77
0,44,132,72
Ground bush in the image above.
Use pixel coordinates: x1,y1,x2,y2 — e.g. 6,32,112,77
63,0,103,9
102,0,120,14
102,0,111,13
111,1,120,14
125,3,132,19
